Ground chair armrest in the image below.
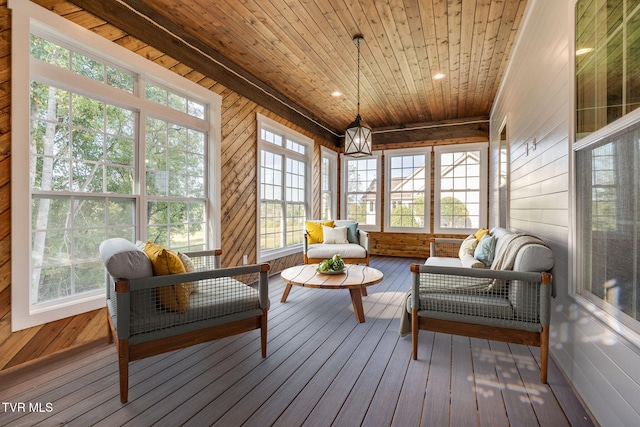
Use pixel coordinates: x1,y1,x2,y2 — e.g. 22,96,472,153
303,232,309,254
183,249,222,269
358,230,370,251
429,238,465,257
126,263,270,291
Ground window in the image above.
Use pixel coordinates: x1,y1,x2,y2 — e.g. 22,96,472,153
11,1,221,331
320,147,338,221
258,114,312,261
574,0,640,334
342,153,381,231
576,117,640,332
385,148,430,232
434,143,488,234
576,0,640,139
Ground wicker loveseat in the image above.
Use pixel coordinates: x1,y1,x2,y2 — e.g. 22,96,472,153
99,238,270,402
401,227,554,383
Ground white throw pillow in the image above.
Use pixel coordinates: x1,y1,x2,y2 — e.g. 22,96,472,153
458,234,479,259
322,225,349,244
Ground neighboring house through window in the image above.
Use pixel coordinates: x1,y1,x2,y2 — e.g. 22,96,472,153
341,152,381,232
434,143,488,234
11,1,221,331
257,114,312,262
385,148,430,233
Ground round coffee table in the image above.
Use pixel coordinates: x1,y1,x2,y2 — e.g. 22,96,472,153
280,264,383,323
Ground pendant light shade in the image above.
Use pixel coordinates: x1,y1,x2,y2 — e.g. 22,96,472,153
345,114,372,157
344,36,372,157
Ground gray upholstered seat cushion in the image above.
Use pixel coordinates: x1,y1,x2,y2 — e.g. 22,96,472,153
413,292,514,319
129,277,261,337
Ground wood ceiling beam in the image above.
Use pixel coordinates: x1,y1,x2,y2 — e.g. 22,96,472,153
369,116,489,146
68,0,341,145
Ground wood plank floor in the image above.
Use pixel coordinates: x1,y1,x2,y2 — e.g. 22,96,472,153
0,256,595,427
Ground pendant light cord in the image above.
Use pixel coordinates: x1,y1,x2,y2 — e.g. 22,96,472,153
356,37,361,116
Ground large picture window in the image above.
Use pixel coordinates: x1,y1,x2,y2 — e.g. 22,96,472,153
12,1,221,330
385,148,430,233
434,144,488,234
258,114,312,261
342,153,381,232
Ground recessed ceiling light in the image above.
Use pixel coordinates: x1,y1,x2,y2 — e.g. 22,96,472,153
331,91,343,97
433,73,446,80
576,47,594,56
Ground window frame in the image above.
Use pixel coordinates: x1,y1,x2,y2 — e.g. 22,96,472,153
10,0,221,331
257,114,313,263
384,147,431,233
341,151,382,232
573,108,640,337
320,146,338,221
433,142,488,235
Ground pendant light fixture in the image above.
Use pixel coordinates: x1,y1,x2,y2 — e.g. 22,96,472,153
344,35,372,157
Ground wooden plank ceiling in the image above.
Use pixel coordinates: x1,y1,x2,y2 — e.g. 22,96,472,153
71,0,527,143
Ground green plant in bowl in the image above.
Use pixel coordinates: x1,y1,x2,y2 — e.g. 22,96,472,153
318,254,345,273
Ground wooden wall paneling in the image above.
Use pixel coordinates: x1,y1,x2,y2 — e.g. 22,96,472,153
0,324,41,371
0,0,14,372
220,101,259,267
369,232,430,259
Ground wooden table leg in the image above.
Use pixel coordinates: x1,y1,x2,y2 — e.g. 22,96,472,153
361,286,368,297
349,288,365,323
281,283,293,303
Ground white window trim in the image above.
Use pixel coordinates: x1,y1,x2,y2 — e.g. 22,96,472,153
320,146,338,221
340,151,382,232
10,0,221,331
257,113,313,263
433,142,488,235
384,147,431,233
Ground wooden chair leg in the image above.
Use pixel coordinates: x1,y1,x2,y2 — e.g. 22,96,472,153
261,309,268,358
107,318,113,344
118,339,129,403
540,325,549,384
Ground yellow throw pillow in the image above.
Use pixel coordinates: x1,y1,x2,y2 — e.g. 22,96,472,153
474,228,490,240
144,242,191,312
305,220,334,244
